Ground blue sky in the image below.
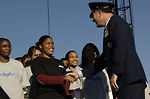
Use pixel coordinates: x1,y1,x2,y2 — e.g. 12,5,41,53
0,0,150,84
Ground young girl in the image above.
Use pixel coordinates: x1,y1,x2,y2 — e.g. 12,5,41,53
65,50,85,99
81,43,113,99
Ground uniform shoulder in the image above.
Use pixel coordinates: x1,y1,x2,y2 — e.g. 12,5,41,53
111,15,128,24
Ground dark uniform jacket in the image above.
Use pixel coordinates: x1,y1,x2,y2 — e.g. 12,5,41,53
83,15,147,89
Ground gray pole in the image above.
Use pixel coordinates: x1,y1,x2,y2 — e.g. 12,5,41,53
47,0,50,35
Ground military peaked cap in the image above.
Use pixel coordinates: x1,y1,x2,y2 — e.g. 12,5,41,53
89,2,114,18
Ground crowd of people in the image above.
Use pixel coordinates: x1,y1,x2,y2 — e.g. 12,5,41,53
0,35,113,99
0,1,150,99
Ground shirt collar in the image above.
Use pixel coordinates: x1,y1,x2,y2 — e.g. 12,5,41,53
105,17,111,29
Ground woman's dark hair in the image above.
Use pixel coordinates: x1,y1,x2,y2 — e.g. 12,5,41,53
15,57,22,61
21,54,31,67
38,35,52,46
0,38,10,44
60,58,67,61
65,50,77,60
36,35,52,51
27,46,40,58
81,43,100,68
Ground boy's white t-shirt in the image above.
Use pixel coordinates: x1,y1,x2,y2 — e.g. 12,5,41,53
0,58,30,99
24,66,32,81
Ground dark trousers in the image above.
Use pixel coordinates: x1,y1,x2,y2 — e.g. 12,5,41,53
117,81,146,99
29,76,38,99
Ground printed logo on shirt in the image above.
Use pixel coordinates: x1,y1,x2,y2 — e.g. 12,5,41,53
0,72,16,77
58,65,64,68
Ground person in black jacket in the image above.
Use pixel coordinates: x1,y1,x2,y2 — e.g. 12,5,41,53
66,2,147,99
30,35,72,99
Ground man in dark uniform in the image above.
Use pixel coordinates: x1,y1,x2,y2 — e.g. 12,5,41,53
66,2,147,99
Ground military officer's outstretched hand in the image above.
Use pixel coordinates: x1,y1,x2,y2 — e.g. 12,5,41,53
110,74,119,91
65,72,79,83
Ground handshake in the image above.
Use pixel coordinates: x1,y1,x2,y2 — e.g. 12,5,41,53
64,72,79,83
